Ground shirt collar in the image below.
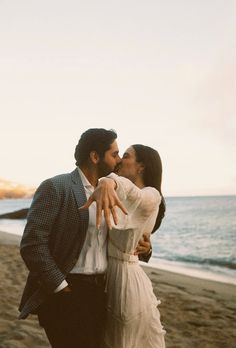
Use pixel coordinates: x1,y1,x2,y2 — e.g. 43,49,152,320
77,167,94,190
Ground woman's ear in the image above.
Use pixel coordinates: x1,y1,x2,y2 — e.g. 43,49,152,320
89,151,100,164
138,163,145,174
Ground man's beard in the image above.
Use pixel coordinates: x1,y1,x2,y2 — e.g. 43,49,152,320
97,160,114,178
114,163,121,174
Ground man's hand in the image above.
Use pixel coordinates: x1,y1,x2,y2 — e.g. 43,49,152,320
79,178,128,230
134,233,152,256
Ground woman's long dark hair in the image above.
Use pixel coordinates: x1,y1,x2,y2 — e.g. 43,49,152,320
132,144,166,233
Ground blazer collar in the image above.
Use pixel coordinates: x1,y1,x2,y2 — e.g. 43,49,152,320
71,168,83,185
71,168,89,211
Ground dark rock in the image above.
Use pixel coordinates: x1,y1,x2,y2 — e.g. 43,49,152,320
0,208,29,219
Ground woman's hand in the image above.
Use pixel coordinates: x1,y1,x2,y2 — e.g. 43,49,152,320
79,178,128,230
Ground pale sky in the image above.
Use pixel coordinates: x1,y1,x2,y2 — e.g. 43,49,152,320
0,0,235,196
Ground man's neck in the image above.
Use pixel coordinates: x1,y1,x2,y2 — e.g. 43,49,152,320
79,165,99,187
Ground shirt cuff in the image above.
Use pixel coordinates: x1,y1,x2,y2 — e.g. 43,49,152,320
106,173,120,191
54,280,68,293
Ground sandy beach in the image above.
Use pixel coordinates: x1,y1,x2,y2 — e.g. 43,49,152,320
0,230,236,348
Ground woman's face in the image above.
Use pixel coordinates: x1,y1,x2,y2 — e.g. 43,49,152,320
117,146,143,183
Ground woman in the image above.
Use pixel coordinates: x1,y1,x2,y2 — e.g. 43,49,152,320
89,144,166,348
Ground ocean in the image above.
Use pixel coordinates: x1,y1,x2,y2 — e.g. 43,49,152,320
0,196,236,285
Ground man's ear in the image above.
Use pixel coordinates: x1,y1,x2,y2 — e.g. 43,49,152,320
89,151,100,164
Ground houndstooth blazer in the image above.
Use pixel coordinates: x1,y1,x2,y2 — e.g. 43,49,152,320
18,168,89,319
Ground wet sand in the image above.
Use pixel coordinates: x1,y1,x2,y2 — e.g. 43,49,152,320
0,231,235,348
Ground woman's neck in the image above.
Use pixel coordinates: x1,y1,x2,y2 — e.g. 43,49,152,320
134,176,145,189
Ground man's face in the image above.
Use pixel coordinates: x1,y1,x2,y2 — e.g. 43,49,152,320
97,140,121,177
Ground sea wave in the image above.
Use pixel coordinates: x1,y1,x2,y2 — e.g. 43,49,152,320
153,254,236,270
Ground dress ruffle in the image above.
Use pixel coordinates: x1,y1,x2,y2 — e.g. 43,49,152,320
103,253,166,348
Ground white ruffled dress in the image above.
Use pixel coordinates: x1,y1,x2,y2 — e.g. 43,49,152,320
103,174,166,348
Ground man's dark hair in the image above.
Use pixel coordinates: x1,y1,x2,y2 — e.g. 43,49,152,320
74,128,117,166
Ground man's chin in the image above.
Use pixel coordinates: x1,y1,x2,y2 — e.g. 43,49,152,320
114,167,121,174
115,169,123,176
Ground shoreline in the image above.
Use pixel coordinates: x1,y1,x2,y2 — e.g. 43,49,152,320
142,265,236,302
0,230,21,245
143,259,236,286
1,229,235,286
0,230,236,347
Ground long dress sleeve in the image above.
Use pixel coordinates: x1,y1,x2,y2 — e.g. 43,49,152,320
107,173,161,231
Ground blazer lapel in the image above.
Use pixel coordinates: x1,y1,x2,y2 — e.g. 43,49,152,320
71,169,89,223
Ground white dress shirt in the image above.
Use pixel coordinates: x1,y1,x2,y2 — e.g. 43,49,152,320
55,168,108,292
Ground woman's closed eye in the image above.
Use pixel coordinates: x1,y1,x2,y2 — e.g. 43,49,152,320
122,153,129,159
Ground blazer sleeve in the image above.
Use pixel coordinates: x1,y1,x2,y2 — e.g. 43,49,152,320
20,178,66,293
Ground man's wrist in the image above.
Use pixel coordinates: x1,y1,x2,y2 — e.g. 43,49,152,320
54,280,68,293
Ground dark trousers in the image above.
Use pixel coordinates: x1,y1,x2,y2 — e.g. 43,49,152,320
38,274,106,348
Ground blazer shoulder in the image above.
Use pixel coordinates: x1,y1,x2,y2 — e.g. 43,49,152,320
50,172,72,183
36,169,82,195
38,171,75,192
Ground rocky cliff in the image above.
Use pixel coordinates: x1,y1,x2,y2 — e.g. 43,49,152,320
0,179,35,199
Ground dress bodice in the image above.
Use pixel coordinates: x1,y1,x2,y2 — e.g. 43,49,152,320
107,173,161,257
108,232,139,263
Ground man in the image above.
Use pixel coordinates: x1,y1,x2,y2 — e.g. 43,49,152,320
19,128,152,348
